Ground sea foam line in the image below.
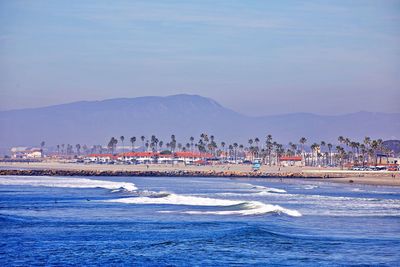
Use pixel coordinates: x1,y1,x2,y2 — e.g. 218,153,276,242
0,176,137,191
107,194,302,217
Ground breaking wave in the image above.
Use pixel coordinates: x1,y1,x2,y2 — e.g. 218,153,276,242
108,194,301,217
0,176,301,217
243,183,287,193
0,176,137,191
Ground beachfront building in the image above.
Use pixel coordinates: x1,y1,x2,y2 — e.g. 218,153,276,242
118,152,155,164
11,147,43,159
86,154,115,163
174,152,213,164
279,156,303,167
86,152,214,165
376,154,400,165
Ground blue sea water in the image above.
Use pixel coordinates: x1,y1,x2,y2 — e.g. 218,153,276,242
1,175,400,266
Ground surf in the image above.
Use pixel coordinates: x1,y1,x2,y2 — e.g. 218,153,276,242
0,176,137,191
108,193,302,217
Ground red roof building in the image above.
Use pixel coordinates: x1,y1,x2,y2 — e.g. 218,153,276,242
279,156,302,161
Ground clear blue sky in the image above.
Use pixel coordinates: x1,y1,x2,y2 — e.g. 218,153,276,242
1,0,399,115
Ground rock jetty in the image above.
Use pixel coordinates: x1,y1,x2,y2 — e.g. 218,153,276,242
0,169,347,178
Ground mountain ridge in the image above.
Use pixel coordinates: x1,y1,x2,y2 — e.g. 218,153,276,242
0,94,399,148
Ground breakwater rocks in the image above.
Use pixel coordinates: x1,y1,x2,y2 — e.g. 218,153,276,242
0,169,336,178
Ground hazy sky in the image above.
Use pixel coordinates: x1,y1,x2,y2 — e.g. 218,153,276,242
1,0,399,115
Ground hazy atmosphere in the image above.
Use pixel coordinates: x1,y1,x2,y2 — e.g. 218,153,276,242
1,0,399,115
1,2,400,266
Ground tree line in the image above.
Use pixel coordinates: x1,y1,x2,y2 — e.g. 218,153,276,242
48,134,394,166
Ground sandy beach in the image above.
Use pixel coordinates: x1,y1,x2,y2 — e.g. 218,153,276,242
1,161,399,187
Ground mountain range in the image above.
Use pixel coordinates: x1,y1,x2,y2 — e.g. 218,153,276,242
0,94,399,150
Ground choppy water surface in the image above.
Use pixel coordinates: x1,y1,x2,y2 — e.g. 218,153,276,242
1,175,399,266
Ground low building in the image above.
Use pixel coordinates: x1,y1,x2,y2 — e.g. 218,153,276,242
279,156,303,167
11,147,43,159
115,151,213,164
118,152,155,164
376,154,400,165
86,154,114,163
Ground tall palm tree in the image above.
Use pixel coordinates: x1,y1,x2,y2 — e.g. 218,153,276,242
327,143,333,165
108,137,118,154
221,142,226,159
130,136,136,152
320,141,326,165
338,136,345,145
228,144,233,159
233,143,238,163
266,135,274,166
75,144,81,156
120,136,125,153
141,136,145,151
254,137,260,158
290,142,297,156
363,136,371,163
40,141,45,157
190,136,195,152
170,135,176,152
336,146,346,169
299,137,307,165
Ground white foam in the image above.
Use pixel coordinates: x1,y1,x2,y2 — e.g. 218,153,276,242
108,194,239,206
303,185,318,190
244,183,287,193
0,176,137,191
108,194,301,217
181,203,302,217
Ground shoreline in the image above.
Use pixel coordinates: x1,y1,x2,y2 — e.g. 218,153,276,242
0,162,399,187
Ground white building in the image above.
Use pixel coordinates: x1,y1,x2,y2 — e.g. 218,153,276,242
11,147,42,159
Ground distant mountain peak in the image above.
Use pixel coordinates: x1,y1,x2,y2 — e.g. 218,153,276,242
0,94,399,149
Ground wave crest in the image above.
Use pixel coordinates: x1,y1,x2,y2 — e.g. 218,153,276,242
0,176,137,191
108,194,301,217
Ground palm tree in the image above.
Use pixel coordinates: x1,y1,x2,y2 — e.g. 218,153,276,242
130,136,136,152
364,136,371,163
108,137,118,154
310,143,320,166
221,142,226,159
141,136,145,151
40,141,45,157
299,137,307,165
76,144,81,156
338,136,345,145
266,135,273,166
336,146,346,169
170,135,176,152
228,144,233,159
320,141,326,165
190,136,195,152
290,142,297,156
120,136,125,153
327,143,333,165
233,143,238,163
254,137,260,158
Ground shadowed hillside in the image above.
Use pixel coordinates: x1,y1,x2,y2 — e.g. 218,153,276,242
0,94,399,148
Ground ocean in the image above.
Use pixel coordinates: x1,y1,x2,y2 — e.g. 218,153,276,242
1,175,399,266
